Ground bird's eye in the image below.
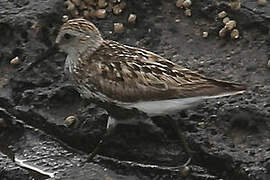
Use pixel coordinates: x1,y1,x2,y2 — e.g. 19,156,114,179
64,33,72,40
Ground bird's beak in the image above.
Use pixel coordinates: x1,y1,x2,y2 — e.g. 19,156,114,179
55,35,60,45
55,35,62,52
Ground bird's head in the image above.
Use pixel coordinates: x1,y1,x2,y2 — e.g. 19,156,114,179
56,18,103,55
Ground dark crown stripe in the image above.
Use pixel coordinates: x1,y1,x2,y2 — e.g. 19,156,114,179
62,19,98,33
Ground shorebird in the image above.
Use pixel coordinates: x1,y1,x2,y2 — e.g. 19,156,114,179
55,18,246,164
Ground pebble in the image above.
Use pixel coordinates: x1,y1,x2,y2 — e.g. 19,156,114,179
202,31,208,38
114,23,124,33
64,116,78,127
218,11,227,19
184,9,192,17
10,56,20,65
225,20,237,31
183,0,192,9
176,0,184,8
128,14,136,24
231,29,240,39
62,15,69,22
95,9,107,19
219,27,227,37
223,17,230,24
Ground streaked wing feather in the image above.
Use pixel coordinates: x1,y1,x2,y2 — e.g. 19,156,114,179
80,40,245,102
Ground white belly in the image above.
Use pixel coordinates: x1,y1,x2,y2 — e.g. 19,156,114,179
122,90,244,116
123,97,204,116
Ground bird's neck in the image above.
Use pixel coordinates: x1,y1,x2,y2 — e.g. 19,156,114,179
80,35,104,56
65,36,104,76
65,55,77,76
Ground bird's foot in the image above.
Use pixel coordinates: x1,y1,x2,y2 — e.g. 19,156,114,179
178,157,192,177
85,138,105,162
183,157,192,167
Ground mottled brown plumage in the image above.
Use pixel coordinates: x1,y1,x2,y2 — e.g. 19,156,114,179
55,18,246,162
56,18,245,106
74,40,245,103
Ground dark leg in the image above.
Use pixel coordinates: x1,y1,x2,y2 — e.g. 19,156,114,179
169,117,193,165
87,131,110,161
139,118,166,141
87,113,165,161
86,116,116,161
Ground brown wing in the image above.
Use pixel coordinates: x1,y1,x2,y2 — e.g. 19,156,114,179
80,40,245,102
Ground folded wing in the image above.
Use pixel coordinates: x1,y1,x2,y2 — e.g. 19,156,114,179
82,41,246,103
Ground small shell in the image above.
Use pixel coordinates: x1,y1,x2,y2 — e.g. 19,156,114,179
113,5,122,15
10,56,20,65
223,17,230,24
95,9,107,19
176,0,184,8
179,166,191,177
231,29,239,39
198,121,206,127
183,0,192,9
230,0,241,10
184,9,192,17
62,15,69,22
219,27,227,37
71,0,81,6
65,0,76,11
225,20,237,30
98,0,107,8
202,32,208,38
114,23,124,33
218,11,227,19
65,116,78,128
113,2,126,15
84,0,96,5
128,14,136,24
257,0,267,6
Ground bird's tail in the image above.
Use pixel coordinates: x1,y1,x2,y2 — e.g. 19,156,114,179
205,79,247,99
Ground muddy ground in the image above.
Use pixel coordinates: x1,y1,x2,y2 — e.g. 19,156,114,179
0,0,270,179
